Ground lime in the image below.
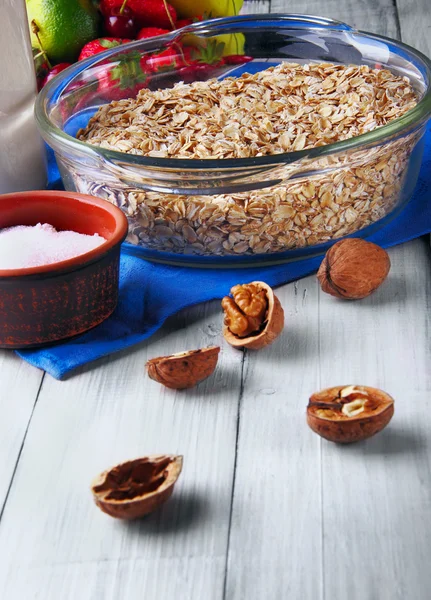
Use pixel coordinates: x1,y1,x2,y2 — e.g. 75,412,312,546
27,0,100,64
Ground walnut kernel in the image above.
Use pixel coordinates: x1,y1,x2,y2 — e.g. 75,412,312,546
222,281,284,350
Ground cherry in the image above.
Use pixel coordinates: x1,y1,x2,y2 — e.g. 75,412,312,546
104,6,138,38
40,63,72,88
36,61,50,91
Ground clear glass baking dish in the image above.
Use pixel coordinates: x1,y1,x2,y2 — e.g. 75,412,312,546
35,14,431,267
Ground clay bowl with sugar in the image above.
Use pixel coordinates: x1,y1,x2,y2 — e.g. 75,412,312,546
0,190,128,349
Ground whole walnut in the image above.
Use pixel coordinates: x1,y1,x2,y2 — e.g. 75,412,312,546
317,238,390,300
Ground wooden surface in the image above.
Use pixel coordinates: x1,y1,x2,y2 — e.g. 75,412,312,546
0,1,430,599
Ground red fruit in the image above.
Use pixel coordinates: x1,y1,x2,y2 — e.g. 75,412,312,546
97,72,134,101
136,0,176,29
99,0,119,15
105,6,138,37
41,63,72,88
176,18,194,28
176,14,204,28
147,0,176,29
223,55,254,65
101,0,176,29
78,38,130,61
178,60,226,83
145,45,193,71
137,27,170,39
36,61,50,91
145,47,180,71
97,51,148,100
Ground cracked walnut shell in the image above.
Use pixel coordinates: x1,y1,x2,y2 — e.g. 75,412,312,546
307,385,394,443
91,455,183,519
222,281,284,350
146,346,220,389
317,238,390,299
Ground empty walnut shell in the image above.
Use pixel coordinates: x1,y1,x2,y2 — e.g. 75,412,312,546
317,238,390,299
307,385,394,443
91,455,183,519
222,281,284,350
146,346,220,389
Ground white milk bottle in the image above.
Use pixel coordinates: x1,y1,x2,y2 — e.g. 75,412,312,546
1,0,47,193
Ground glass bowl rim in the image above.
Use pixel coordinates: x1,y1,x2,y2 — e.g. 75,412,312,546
35,13,431,171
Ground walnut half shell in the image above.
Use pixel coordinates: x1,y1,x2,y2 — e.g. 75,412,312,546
307,385,394,443
91,455,183,519
146,346,220,389
222,281,284,350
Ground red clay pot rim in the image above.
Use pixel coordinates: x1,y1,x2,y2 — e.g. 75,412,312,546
0,191,128,278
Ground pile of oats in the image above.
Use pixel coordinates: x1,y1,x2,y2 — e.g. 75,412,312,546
75,62,419,256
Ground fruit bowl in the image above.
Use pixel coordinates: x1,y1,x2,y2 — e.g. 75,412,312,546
35,15,431,267
0,191,128,348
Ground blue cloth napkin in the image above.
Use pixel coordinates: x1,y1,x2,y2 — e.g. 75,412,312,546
17,122,431,379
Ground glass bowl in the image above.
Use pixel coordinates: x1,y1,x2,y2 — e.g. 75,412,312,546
35,14,431,267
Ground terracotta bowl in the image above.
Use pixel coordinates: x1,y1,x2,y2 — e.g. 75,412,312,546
0,190,128,349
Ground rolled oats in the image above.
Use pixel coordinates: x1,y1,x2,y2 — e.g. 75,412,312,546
75,62,420,256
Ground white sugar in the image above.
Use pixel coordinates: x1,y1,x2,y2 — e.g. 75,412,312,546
0,223,105,269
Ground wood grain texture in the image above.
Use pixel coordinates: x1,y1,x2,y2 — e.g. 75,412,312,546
241,0,271,14
0,304,242,600
0,352,43,514
397,0,431,56
224,277,324,600
319,240,431,600
0,1,430,599
271,0,400,37
226,3,431,599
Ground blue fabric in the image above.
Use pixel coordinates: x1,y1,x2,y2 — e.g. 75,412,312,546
17,122,431,379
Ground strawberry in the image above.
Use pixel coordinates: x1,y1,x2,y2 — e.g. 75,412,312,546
176,18,194,28
100,0,177,29
145,38,228,77
176,14,204,28
98,50,148,100
145,47,187,71
135,0,177,29
137,27,170,39
78,38,131,61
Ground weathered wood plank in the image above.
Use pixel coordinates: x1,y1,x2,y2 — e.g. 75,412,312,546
0,352,43,514
224,277,324,599
241,1,271,14
271,0,400,37
226,0,431,597
0,304,242,600
319,239,431,600
397,0,431,56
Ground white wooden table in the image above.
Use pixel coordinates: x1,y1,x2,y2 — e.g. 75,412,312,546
0,1,430,599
